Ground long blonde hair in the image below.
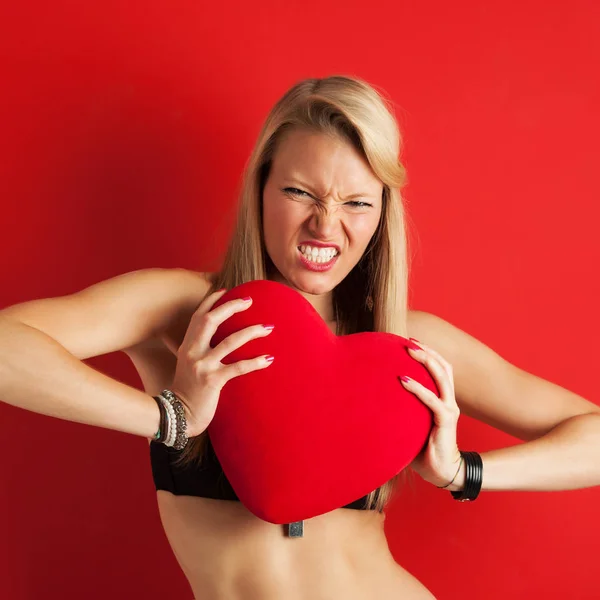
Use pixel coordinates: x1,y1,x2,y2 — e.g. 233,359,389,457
176,75,415,512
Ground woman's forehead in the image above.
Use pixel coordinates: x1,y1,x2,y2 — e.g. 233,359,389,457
271,130,382,195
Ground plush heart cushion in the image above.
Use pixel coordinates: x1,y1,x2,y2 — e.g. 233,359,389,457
208,279,436,524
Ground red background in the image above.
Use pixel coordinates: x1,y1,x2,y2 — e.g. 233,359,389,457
1,1,599,598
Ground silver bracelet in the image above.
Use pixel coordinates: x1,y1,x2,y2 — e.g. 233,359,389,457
159,389,189,450
155,394,175,446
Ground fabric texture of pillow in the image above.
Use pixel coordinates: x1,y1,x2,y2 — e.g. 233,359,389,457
208,279,435,524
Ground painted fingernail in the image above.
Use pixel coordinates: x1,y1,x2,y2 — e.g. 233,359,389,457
241,296,252,302
264,355,275,363
399,375,412,383
217,288,227,293
263,324,275,331
409,337,423,348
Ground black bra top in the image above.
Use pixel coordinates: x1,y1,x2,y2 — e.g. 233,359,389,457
149,435,378,512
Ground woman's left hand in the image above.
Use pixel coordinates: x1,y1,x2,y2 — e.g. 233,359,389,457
401,338,463,489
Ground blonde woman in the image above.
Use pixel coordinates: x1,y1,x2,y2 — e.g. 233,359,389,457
2,75,599,600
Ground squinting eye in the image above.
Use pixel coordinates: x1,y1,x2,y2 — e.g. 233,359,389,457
347,201,373,208
284,187,309,197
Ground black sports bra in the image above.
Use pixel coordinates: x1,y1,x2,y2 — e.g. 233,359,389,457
149,435,377,511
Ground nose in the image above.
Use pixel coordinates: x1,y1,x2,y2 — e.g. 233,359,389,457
307,206,341,239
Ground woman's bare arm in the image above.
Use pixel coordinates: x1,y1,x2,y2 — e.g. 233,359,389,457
0,268,211,439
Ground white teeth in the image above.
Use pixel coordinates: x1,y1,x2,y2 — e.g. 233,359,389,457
299,245,338,263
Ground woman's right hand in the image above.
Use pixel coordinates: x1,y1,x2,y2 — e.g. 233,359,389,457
169,289,274,437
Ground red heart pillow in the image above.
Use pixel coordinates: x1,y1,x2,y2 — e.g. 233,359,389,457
209,280,435,524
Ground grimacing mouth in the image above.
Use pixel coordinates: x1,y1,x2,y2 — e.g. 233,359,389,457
297,245,341,257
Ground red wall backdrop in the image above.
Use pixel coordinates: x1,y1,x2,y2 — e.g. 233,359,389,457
1,1,599,598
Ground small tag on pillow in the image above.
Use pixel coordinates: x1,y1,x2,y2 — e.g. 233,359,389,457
286,521,304,538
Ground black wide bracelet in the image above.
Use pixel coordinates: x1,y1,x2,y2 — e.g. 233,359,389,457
451,451,483,502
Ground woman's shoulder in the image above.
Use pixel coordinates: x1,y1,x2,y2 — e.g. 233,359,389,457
151,268,216,352
406,308,445,346
0,267,216,360
156,267,215,290
113,267,214,309
134,266,215,295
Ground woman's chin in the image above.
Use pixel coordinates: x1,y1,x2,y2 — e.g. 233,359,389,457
286,271,338,296
269,261,343,296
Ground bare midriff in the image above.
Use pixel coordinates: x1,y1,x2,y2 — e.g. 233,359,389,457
155,491,436,600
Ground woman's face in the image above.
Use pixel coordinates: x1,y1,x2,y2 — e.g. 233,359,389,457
262,128,384,297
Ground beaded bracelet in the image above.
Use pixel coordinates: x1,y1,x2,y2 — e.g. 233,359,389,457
155,389,189,450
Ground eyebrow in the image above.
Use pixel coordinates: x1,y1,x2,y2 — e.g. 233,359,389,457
285,178,374,200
